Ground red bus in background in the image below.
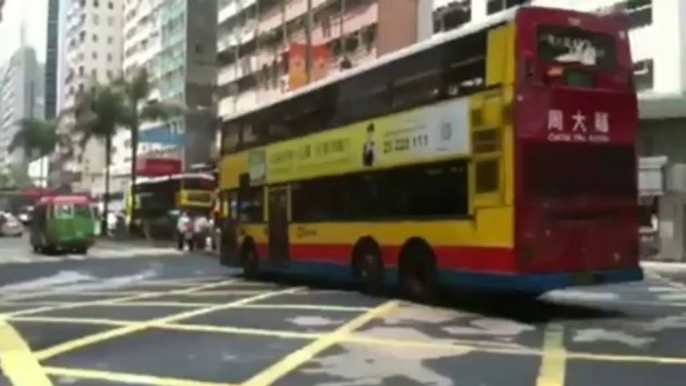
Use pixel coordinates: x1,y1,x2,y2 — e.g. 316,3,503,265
217,6,642,299
515,8,639,280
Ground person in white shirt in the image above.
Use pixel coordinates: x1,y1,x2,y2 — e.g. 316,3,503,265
176,212,191,250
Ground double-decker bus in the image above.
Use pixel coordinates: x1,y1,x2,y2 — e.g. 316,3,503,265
216,6,643,299
125,173,216,238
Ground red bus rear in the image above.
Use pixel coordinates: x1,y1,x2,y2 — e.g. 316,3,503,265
514,8,641,284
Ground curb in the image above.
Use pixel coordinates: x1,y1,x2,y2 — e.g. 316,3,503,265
641,261,686,272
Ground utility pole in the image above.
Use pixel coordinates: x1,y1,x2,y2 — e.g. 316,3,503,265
305,0,313,83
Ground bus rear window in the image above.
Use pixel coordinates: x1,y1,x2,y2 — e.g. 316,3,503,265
537,25,616,69
523,142,635,198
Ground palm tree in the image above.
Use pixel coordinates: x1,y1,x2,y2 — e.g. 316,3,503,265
72,83,129,235
115,68,184,233
9,118,62,188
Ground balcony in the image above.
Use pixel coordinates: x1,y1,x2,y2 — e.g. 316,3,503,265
217,24,258,53
217,55,258,85
218,0,258,24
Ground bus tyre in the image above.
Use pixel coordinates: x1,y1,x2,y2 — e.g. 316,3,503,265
400,242,438,304
354,245,385,296
241,244,260,280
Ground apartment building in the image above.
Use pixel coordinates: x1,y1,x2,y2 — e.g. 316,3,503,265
0,46,44,172
111,0,216,191
57,0,124,193
216,0,432,119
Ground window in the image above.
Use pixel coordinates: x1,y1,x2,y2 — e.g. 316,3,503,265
94,0,99,7
92,52,98,59
78,66,84,75
633,59,653,91
93,14,99,25
487,0,528,15
107,53,113,61
611,0,652,30
291,160,469,222
54,204,74,219
390,46,442,111
108,2,114,9
93,34,98,42
537,25,616,70
108,36,114,44
239,186,264,222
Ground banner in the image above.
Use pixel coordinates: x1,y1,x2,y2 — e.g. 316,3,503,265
288,43,307,90
288,43,330,89
311,44,329,82
247,98,471,185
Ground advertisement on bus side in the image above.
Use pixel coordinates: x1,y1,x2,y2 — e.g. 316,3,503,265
247,98,471,185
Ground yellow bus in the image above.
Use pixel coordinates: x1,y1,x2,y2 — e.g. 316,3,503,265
217,6,642,299
125,173,215,237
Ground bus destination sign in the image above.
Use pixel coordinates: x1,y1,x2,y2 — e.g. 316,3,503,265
547,109,610,144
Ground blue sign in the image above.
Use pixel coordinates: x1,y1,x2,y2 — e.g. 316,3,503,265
139,124,185,145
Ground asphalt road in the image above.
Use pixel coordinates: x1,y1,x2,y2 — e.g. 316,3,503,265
1,235,686,386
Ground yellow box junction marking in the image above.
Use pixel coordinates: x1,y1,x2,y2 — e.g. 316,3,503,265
6,279,239,318
34,287,303,360
0,317,54,386
241,300,399,386
44,366,236,386
536,323,566,386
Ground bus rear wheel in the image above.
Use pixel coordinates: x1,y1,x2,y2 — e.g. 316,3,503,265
241,244,260,280
399,242,437,303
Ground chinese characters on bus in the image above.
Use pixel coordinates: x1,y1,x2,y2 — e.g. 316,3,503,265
547,109,610,143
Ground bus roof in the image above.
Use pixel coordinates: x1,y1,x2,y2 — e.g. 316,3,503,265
221,6,521,123
37,195,92,206
136,172,215,185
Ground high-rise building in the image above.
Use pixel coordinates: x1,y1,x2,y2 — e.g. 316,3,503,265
45,0,61,119
117,0,217,177
58,0,124,193
215,0,429,119
0,47,45,171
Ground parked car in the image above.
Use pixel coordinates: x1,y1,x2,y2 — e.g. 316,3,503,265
0,212,23,237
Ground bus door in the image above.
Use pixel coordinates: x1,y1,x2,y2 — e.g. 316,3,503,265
268,185,290,263
220,189,240,267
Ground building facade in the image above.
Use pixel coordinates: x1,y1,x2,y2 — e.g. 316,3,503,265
116,0,216,186
45,0,61,119
58,0,124,193
0,47,45,172
216,0,432,119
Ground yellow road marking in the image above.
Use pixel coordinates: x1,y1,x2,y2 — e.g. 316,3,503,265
159,323,322,339
44,366,236,386
344,334,534,354
103,301,217,308
567,351,686,365
241,300,399,386
9,316,133,327
186,290,269,296
35,287,302,360
0,318,54,386
236,304,371,312
536,323,566,386
6,280,237,318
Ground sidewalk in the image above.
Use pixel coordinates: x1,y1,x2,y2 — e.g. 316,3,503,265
641,260,686,273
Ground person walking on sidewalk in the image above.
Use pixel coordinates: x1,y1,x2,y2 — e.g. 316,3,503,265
176,211,192,250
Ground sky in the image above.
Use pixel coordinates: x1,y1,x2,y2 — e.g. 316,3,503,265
0,0,48,64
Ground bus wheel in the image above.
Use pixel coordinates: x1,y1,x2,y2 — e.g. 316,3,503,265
399,242,437,303
241,244,260,280
354,245,385,296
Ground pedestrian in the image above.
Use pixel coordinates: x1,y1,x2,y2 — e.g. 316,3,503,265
176,211,190,250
